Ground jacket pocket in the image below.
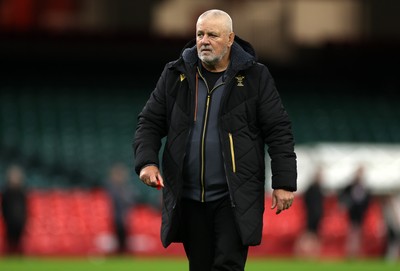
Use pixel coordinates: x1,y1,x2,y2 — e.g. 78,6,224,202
228,133,236,173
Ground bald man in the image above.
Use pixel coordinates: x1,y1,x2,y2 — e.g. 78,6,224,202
134,9,297,271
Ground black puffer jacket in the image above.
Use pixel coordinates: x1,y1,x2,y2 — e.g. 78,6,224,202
134,36,297,247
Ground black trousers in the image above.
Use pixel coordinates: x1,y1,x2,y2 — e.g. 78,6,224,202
181,196,248,271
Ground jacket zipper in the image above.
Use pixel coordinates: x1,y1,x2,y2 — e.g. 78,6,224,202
197,68,224,202
200,94,210,202
228,133,236,173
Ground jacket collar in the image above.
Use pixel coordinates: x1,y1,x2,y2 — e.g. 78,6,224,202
171,36,256,73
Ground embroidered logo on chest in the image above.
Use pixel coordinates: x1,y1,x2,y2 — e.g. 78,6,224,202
235,75,245,86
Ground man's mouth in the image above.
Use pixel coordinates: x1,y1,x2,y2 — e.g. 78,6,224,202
201,48,212,52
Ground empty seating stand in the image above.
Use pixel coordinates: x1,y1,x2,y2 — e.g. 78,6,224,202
0,190,387,257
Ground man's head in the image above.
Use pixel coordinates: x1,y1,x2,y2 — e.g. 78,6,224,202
6,164,25,188
109,163,129,185
196,9,235,71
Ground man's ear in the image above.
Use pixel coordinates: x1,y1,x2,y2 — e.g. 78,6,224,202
228,32,235,47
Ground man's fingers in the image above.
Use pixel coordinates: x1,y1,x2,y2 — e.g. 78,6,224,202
139,166,164,189
157,173,165,188
149,175,159,187
271,195,277,209
139,171,147,182
276,201,284,214
146,174,164,189
272,189,294,215
271,195,287,214
274,198,294,215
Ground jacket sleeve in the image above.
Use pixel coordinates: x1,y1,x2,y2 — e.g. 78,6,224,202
256,64,297,191
133,65,169,175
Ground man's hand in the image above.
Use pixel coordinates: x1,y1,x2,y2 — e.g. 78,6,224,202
139,165,164,189
271,189,294,215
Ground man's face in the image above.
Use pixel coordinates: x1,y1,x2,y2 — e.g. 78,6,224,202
196,17,232,67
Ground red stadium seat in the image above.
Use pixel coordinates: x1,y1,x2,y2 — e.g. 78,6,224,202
1,190,387,257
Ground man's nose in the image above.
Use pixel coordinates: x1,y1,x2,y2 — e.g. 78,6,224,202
201,35,210,44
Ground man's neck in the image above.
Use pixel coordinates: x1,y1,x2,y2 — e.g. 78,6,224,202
202,62,229,72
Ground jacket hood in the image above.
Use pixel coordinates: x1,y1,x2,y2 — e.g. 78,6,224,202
177,35,257,70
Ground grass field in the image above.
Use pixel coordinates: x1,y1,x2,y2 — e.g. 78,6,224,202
0,256,399,271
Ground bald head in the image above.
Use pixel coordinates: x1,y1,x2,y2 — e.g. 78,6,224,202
197,9,233,34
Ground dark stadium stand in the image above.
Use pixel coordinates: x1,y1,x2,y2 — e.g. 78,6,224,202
0,87,147,187
1,82,399,194
282,88,400,144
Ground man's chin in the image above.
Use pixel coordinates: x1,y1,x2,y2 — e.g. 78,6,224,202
199,56,218,66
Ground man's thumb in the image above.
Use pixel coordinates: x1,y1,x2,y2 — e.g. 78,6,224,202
271,195,277,209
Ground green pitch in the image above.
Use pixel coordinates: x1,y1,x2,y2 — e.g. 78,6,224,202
0,256,398,271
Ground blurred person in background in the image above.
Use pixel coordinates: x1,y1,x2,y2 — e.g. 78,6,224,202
295,166,325,258
339,165,371,258
1,164,28,255
105,162,136,254
134,9,297,271
381,190,400,262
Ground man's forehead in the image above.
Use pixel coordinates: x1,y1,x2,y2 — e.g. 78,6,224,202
196,18,225,32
